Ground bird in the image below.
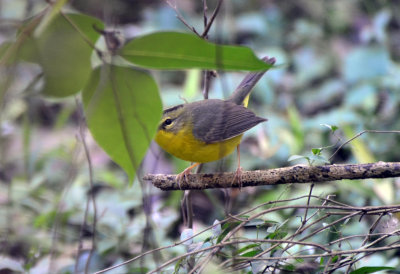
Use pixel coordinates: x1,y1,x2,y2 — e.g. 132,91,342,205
155,57,275,188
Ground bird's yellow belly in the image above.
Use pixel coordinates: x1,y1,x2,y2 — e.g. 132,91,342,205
155,128,242,163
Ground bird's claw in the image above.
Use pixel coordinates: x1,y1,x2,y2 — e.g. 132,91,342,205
233,166,243,189
176,167,192,190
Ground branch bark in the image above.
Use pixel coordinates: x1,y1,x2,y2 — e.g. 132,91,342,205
144,161,400,191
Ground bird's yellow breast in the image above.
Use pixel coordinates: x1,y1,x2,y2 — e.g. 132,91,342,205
155,126,242,163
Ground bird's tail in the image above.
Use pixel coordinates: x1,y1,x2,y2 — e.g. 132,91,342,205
228,56,276,107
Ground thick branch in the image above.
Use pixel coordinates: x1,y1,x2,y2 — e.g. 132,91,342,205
144,161,400,191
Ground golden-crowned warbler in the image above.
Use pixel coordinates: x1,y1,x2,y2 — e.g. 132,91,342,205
155,57,275,186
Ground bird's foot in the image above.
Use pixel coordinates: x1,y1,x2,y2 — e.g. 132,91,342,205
175,163,200,190
233,166,243,189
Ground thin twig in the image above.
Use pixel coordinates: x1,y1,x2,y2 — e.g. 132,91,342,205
94,197,400,273
268,185,320,272
299,212,360,242
95,197,320,273
202,70,215,99
164,0,199,35
228,244,400,261
189,203,400,273
60,12,99,51
94,216,231,273
151,241,400,273
139,177,163,269
203,0,208,28
303,184,314,226
329,130,400,161
334,240,400,272
186,190,193,228
328,232,396,246
201,0,224,38
218,202,400,271
75,98,97,274
149,238,330,274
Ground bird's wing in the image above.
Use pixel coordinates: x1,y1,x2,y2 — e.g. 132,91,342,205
192,100,267,144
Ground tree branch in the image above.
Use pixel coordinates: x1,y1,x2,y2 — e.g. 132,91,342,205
144,161,400,191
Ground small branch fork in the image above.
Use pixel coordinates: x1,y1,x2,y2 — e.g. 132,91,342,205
145,161,400,191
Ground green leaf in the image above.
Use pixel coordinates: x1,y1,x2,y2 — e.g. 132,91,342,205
0,41,34,65
235,244,261,255
288,154,309,162
331,125,338,132
350,266,396,274
33,13,103,97
34,210,73,228
217,222,241,243
0,42,12,63
82,65,162,182
119,32,273,71
34,210,57,228
0,16,42,65
311,148,321,155
243,218,266,227
240,250,262,257
33,0,69,37
320,124,339,133
174,257,185,273
265,231,288,240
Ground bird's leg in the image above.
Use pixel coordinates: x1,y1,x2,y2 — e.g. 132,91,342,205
233,145,243,189
176,162,201,189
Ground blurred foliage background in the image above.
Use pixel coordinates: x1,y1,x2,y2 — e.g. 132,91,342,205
1,0,400,273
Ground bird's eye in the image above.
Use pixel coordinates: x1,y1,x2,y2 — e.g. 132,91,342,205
164,118,172,126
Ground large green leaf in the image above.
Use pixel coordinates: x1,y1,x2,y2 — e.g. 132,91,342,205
36,13,103,97
119,32,273,71
33,0,69,37
9,13,102,97
0,15,43,65
82,65,162,182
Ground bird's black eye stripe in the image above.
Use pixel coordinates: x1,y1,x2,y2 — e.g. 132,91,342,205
164,118,172,125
